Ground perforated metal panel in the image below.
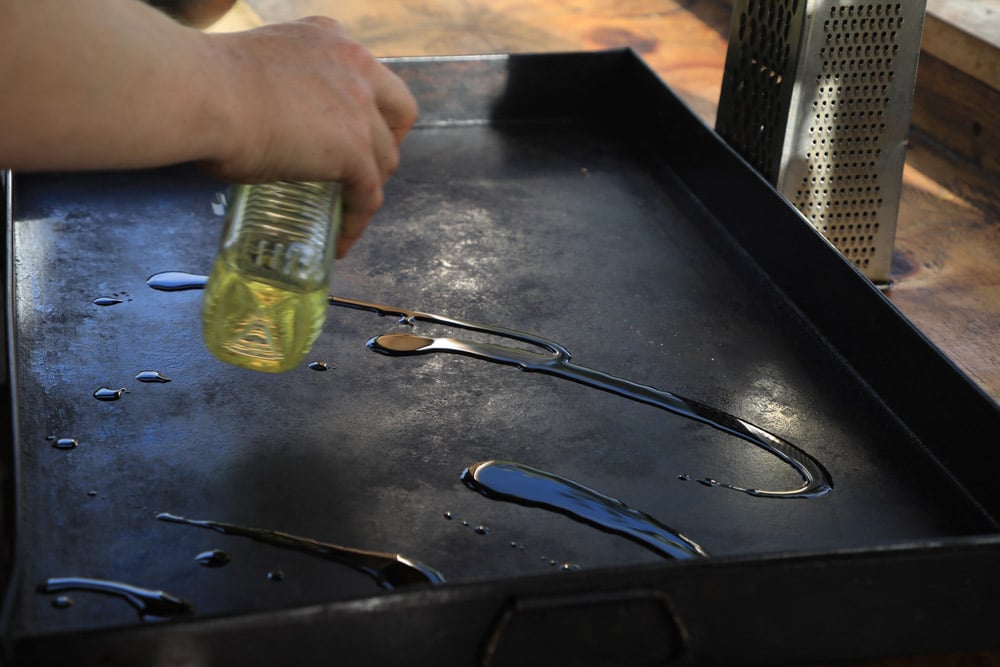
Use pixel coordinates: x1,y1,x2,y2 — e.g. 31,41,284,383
717,1,927,285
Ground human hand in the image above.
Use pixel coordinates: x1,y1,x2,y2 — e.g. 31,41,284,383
204,17,418,257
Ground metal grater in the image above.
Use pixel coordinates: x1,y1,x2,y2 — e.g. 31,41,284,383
716,0,926,285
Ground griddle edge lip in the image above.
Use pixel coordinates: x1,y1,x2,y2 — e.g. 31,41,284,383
2,169,26,662
7,536,1000,666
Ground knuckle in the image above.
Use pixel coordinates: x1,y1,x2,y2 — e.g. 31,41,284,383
383,148,401,175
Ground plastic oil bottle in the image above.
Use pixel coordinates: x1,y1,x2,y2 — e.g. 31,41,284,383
201,181,342,373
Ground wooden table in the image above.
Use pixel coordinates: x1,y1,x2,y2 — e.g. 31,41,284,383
215,2,1000,664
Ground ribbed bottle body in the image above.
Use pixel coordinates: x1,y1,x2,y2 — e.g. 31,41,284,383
202,181,342,373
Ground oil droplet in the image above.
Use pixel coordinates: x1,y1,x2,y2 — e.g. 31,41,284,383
51,438,78,450
442,511,454,520
462,460,708,560
474,525,490,535
461,520,469,527
145,271,208,292
135,370,171,383
87,490,98,497
308,361,332,371
93,297,123,307
194,549,231,568
156,512,445,590
94,387,127,401
51,595,73,609
561,563,583,572
37,577,193,621
677,474,691,481
267,569,284,582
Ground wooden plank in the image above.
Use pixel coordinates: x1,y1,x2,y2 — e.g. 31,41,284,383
890,131,1000,401
912,51,1000,174
924,0,1000,91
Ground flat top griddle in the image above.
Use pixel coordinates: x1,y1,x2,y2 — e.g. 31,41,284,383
4,52,1000,665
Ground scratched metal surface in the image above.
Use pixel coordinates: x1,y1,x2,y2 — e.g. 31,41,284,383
5,52,997,642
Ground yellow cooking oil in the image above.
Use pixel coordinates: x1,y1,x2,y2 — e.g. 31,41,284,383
201,181,342,373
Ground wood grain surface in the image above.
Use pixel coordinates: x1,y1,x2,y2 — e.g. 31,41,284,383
225,0,1000,405
924,0,1000,90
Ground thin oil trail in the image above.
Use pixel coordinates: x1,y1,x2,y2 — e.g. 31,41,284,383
156,512,444,590
338,296,832,499
37,577,193,621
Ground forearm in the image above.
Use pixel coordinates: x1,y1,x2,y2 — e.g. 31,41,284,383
0,0,232,171
1,1,418,256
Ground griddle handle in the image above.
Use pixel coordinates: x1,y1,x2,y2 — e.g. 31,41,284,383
482,590,682,666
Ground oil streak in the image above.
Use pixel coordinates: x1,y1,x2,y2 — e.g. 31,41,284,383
142,276,831,499
37,577,193,621
156,512,445,590
338,296,832,499
462,460,708,560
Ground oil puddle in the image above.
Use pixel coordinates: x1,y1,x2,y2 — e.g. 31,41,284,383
462,460,708,559
156,512,444,590
37,577,193,621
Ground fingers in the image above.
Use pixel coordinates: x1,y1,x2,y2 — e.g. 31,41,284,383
337,62,414,257
205,17,418,256
338,172,382,260
372,66,419,146
371,101,401,182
